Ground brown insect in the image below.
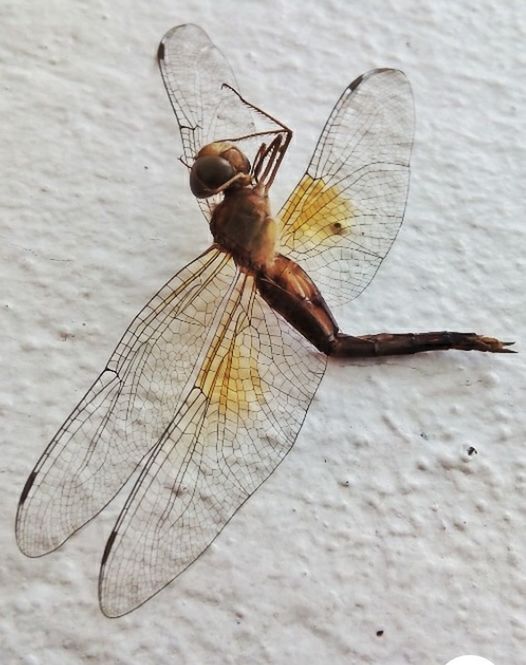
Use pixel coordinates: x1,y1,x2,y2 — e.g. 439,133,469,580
15,24,514,617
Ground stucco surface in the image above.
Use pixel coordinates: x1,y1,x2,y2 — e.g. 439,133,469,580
1,1,525,663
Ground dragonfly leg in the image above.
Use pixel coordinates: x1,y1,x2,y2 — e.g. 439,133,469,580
219,83,293,191
329,331,515,357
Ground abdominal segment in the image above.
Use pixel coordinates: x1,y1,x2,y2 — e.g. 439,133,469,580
256,255,514,357
256,254,340,354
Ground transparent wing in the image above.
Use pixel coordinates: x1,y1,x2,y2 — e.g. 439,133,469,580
158,24,256,221
98,275,326,617
16,248,237,557
279,69,414,310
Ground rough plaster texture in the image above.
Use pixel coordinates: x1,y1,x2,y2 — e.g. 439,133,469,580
1,1,525,663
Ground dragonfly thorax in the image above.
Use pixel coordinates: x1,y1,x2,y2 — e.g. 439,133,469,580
190,142,251,198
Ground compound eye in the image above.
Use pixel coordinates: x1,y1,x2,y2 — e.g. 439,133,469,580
221,147,250,175
190,155,234,198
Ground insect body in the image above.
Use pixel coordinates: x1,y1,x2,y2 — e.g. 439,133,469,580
16,24,513,618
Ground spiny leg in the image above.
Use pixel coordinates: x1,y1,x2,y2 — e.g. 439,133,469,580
219,83,292,190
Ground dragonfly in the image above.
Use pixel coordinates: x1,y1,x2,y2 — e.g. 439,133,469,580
16,23,513,618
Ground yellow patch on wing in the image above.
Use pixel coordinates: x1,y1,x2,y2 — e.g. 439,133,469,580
197,308,265,419
281,175,354,248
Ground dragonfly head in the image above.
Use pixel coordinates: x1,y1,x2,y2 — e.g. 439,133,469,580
190,142,251,198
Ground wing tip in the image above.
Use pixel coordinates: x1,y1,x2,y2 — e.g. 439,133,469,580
19,469,37,505
158,23,210,53
99,597,125,619
101,529,118,567
349,67,408,91
349,72,365,91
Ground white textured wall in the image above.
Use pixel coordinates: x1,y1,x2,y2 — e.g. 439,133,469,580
2,1,525,663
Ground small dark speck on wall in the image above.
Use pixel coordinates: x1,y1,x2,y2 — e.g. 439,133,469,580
467,446,478,456
376,629,384,637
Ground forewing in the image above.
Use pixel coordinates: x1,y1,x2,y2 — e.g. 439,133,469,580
16,248,237,557
158,24,256,220
280,69,414,310
98,276,326,617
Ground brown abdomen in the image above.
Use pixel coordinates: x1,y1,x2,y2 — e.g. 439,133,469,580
256,254,339,353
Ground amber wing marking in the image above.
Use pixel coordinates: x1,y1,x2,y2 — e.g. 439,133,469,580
280,69,414,309
280,175,355,250
98,276,326,617
15,248,234,557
